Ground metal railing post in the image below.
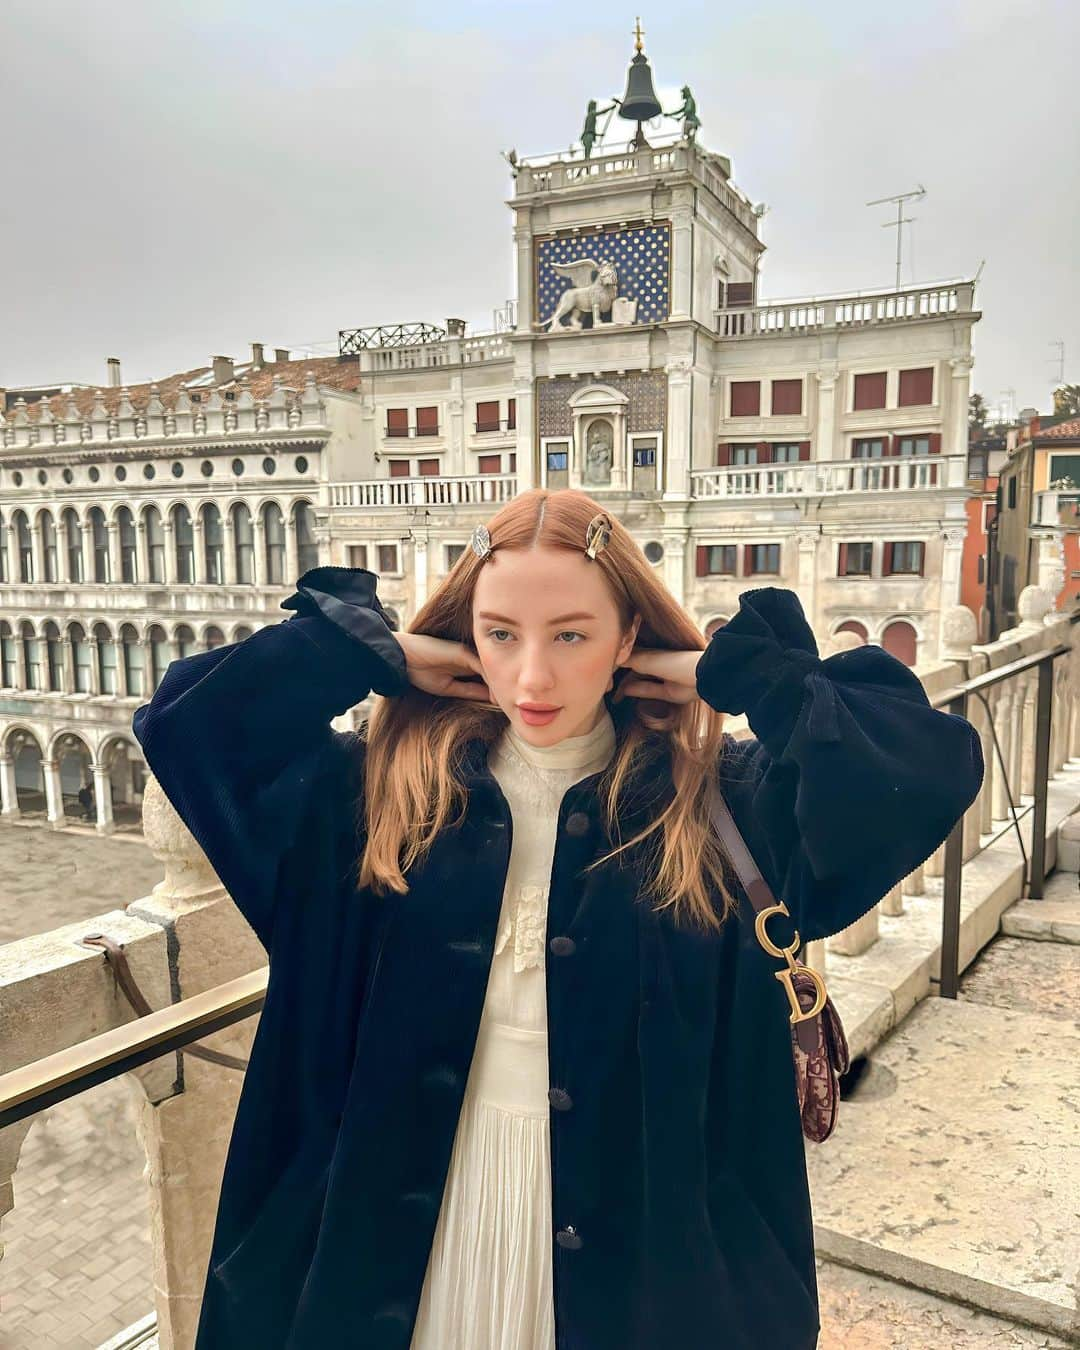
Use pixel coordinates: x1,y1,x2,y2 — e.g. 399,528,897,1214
1028,656,1055,898
940,691,968,999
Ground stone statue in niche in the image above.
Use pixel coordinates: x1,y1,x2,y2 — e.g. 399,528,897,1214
584,421,613,485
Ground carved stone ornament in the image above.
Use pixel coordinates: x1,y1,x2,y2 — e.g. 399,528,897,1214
545,257,621,331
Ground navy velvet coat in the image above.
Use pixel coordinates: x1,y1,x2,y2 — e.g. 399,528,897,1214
131,567,984,1350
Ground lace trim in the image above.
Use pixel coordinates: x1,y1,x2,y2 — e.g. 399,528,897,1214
494,882,549,973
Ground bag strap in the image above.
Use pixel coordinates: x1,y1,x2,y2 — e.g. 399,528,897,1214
707,784,829,1052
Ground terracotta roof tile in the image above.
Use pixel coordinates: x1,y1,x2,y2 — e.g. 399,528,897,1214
5,355,362,424
1036,416,1080,443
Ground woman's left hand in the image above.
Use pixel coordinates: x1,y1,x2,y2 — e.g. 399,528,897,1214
614,647,702,705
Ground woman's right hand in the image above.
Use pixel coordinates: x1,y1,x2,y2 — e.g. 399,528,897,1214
393,631,492,703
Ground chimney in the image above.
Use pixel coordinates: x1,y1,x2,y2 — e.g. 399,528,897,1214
212,354,235,385
251,342,265,368
106,357,122,387
274,348,290,363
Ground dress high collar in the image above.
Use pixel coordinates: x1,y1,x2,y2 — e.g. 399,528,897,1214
499,705,616,775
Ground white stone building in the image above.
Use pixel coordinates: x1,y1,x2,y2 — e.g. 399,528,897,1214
0,116,979,831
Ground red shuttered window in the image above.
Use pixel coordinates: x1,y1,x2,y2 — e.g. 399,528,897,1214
386,407,409,437
416,406,439,436
476,401,500,433
771,379,803,416
853,372,887,411
389,459,410,477
898,367,934,407
730,381,761,417
478,454,501,474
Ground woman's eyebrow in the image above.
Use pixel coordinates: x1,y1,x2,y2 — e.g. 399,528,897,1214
477,611,598,625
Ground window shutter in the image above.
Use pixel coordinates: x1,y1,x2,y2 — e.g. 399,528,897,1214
916,542,925,576
757,440,773,463
743,543,754,574
717,280,726,309
853,372,887,411
928,432,942,454
730,381,761,417
898,367,934,406
798,441,811,461
386,407,408,436
475,400,499,432
696,545,709,577
507,398,516,430
771,379,803,416
716,443,731,466
887,435,899,456
726,281,754,308
416,406,439,435
838,542,848,576
882,542,894,575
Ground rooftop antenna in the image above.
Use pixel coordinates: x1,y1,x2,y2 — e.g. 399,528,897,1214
1049,340,1065,387
866,185,926,290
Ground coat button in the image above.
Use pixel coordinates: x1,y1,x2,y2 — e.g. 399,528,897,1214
549,935,576,957
556,1226,584,1250
548,1087,573,1111
565,811,589,836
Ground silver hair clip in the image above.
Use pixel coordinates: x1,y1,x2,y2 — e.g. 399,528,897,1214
585,513,612,560
469,524,492,560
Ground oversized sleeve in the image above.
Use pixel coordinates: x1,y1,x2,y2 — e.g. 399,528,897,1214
697,586,984,944
131,566,409,953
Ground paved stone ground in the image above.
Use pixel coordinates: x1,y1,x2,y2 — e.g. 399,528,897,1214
1,824,162,1348
816,1259,1076,1347
0,819,162,946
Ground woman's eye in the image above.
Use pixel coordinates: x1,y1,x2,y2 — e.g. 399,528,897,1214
485,630,584,644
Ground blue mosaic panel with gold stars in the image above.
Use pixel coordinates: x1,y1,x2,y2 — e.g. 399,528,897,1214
536,224,671,328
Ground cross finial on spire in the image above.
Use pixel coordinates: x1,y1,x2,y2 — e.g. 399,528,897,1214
633,16,645,53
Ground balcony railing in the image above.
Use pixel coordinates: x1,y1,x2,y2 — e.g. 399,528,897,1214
715,281,977,340
384,423,441,439
691,454,968,499
1033,488,1080,528
330,473,517,509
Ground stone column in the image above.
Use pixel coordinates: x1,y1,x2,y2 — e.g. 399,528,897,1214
91,761,114,834
42,757,64,827
136,519,150,587
284,511,299,588
669,207,693,321
107,520,121,585
252,516,265,587
413,537,429,611
814,368,838,463
30,521,44,585
0,756,19,818
60,637,74,695
948,355,973,458
513,224,534,335
88,637,102,696
0,522,14,583
223,515,237,585
936,527,967,657
81,517,93,584
191,517,203,586
794,529,819,629
662,534,688,609
513,376,536,493
161,521,175,586
663,358,693,503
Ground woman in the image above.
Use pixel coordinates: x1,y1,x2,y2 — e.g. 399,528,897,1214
132,488,983,1349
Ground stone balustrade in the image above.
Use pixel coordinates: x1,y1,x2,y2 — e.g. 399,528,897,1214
716,281,977,339
329,473,518,509
691,453,969,499
2,584,1079,1346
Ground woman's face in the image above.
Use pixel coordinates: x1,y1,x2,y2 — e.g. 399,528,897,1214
472,545,640,744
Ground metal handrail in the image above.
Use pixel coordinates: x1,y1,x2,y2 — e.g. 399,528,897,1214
0,968,266,1129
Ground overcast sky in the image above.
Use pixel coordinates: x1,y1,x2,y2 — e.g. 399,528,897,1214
2,0,1077,417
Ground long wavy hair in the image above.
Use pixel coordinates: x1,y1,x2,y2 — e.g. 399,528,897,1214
358,488,737,934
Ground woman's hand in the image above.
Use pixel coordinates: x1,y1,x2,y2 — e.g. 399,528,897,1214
615,647,702,705
394,631,492,702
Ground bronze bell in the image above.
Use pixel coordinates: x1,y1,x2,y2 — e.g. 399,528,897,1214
618,50,661,124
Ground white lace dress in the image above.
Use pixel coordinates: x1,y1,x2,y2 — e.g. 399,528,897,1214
409,708,617,1350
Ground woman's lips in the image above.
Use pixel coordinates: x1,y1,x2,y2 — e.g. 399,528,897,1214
518,706,561,725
